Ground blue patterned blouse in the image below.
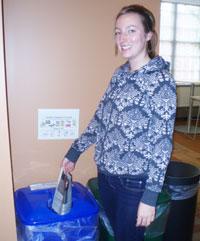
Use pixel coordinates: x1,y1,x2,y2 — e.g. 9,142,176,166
65,56,177,206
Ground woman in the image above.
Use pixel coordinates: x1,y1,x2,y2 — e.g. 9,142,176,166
62,4,176,241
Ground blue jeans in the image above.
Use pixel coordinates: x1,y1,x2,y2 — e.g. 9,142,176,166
98,172,146,241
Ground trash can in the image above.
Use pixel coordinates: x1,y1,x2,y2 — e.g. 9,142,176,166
87,177,171,241
15,182,99,241
163,161,200,241
144,191,170,241
87,177,115,241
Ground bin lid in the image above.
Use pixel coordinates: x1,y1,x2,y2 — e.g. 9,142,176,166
165,161,200,185
14,182,99,226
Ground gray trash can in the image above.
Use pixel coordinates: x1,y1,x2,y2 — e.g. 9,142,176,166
163,161,200,241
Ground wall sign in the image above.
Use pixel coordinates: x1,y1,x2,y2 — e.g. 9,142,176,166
38,109,79,140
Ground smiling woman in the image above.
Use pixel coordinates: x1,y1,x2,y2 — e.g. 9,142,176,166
114,13,153,69
62,4,177,241
114,5,158,62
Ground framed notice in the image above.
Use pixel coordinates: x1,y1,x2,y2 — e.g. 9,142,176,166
38,109,79,140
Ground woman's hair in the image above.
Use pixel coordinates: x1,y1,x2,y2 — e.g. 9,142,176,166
115,4,158,59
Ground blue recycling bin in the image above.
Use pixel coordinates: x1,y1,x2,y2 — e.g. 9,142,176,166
14,182,99,241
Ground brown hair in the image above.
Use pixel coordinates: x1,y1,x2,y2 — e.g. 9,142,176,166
115,4,158,59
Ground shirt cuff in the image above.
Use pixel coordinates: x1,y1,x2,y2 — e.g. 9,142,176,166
141,189,159,207
64,147,81,163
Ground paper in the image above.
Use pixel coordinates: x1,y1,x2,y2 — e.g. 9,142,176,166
38,109,79,140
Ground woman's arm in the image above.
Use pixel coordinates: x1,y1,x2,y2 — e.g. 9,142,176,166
141,73,177,206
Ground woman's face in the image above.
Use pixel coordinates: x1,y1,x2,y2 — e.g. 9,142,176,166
115,13,152,62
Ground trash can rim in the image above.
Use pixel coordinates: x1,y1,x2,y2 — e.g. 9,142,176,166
165,161,200,185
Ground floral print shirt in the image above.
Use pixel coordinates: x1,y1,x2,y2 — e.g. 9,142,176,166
65,56,177,206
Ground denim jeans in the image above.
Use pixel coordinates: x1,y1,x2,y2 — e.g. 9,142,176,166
98,172,146,241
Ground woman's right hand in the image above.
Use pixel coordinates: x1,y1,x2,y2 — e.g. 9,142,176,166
61,158,75,174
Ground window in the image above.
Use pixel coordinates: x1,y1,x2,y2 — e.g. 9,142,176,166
159,0,200,83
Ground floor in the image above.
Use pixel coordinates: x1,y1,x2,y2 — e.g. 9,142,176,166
173,119,200,241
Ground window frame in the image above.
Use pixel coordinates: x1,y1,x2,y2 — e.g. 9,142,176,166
160,0,200,83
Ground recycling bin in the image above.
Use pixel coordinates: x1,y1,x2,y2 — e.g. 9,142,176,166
144,191,170,241
87,177,171,241
164,161,200,241
87,177,114,241
15,182,99,241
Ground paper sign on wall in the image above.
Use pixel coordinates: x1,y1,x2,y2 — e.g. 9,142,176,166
38,109,79,140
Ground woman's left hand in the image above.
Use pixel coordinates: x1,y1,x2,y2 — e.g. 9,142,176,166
136,202,155,227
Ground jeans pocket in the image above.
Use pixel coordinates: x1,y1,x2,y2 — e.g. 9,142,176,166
120,177,145,192
98,172,120,191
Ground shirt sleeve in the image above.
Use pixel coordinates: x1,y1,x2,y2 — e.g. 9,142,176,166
64,68,121,163
141,73,177,206
64,109,102,162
